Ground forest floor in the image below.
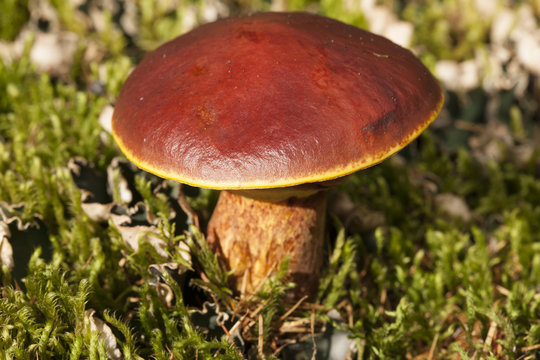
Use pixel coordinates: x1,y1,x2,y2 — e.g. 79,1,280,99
0,0,539,359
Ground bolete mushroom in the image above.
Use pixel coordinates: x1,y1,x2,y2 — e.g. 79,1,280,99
112,12,444,298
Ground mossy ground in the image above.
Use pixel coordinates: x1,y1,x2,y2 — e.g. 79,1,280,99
0,1,539,359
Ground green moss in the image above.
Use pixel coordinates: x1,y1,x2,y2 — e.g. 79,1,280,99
0,1,539,359
0,0,29,41
402,0,491,62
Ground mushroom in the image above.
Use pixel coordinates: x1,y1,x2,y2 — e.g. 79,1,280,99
112,12,444,298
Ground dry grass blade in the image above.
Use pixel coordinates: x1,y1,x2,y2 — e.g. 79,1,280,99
278,295,308,322
483,320,498,353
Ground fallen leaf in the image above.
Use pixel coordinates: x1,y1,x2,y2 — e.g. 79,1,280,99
85,309,123,360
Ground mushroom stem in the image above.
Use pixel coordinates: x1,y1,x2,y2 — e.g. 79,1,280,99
206,190,327,298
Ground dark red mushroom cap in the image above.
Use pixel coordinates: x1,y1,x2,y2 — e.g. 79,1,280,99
112,12,444,189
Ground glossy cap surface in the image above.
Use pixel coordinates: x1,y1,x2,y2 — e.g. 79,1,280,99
112,12,444,189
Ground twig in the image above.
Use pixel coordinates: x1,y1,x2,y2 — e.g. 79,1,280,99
258,314,264,359
496,285,510,297
521,343,540,352
272,342,289,357
310,309,317,360
240,271,248,296
250,296,274,321
278,295,308,322
239,296,274,335
220,322,245,359
454,120,485,133
378,288,387,315
165,344,175,359
427,332,439,360
81,254,94,270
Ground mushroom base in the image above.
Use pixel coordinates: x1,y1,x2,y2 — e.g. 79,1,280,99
206,190,326,298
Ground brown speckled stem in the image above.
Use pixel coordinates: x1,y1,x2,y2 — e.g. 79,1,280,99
206,190,327,298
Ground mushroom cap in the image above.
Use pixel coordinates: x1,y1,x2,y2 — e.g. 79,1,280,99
112,12,444,190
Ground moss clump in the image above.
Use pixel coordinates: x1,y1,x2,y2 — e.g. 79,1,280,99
0,1,539,359
0,0,29,41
